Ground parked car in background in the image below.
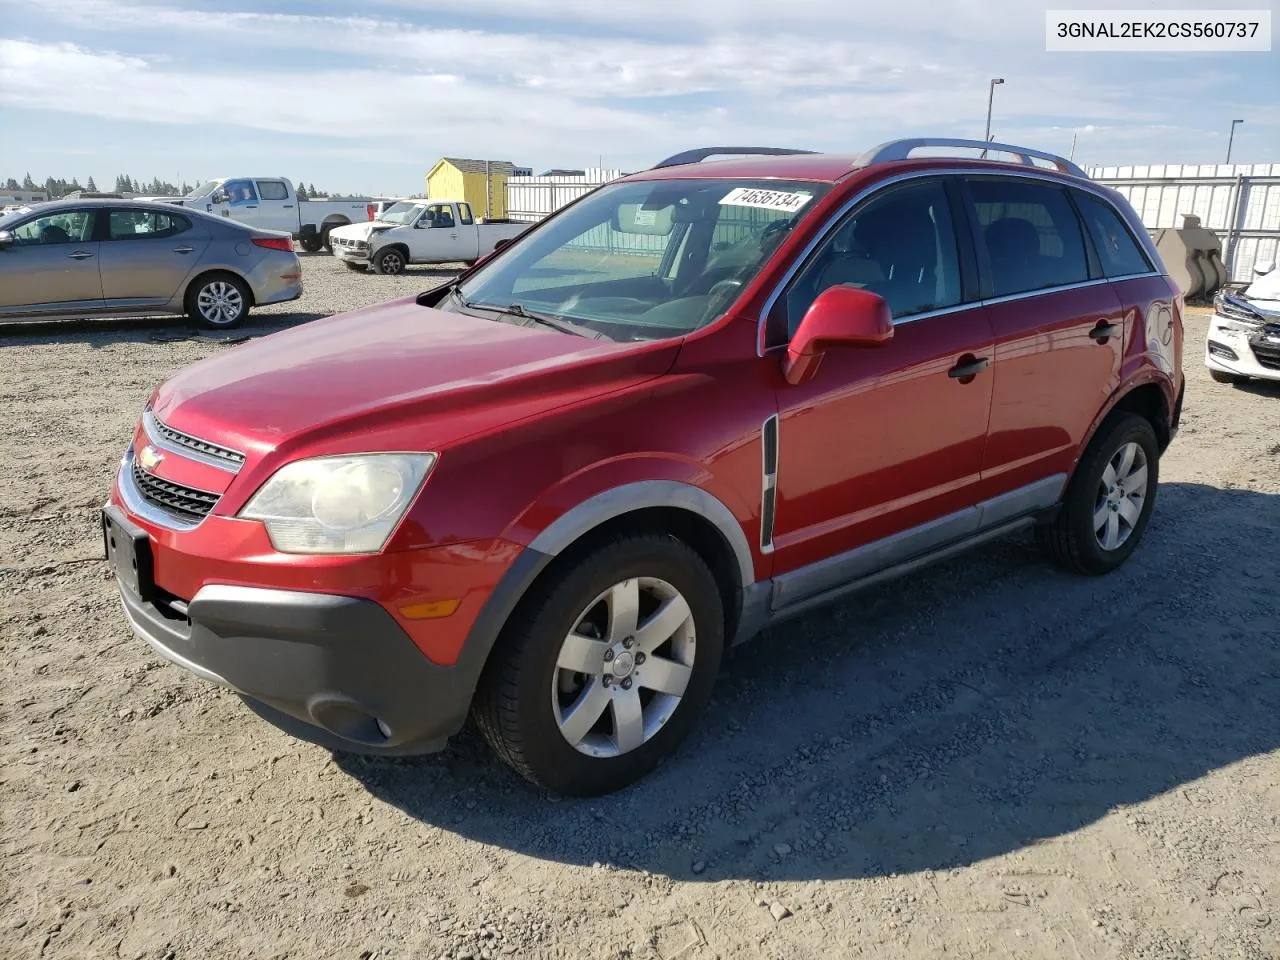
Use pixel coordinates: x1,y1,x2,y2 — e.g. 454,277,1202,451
329,200,529,274
105,138,1183,796
0,199,301,328
1206,260,1280,384
158,178,376,253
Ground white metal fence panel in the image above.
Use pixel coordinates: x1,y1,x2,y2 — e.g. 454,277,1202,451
1089,163,1280,282
505,169,624,222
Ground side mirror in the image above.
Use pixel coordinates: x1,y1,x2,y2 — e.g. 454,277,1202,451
0,230,11,250
493,237,514,253
1255,260,1275,276
782,285,893,385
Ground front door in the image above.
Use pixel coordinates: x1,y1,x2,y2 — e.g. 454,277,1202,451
963,175,1126,499
409,203,463,262
221,179,261,229
765,177,995,604
0,208,104,317
98,208,208,307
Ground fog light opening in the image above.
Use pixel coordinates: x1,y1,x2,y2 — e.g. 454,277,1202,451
1207,341,1239,362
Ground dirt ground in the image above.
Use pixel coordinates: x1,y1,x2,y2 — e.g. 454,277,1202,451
2,258,1278,960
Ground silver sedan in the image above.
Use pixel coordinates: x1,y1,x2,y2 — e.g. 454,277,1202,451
0,199,302,329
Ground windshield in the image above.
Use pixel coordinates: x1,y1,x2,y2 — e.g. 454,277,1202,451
185,181,221,199
378,202,425,225
451,178,830,341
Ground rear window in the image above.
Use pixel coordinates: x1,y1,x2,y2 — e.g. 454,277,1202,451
1073,191,1153,278
969,178,1089,297
256,180,289,201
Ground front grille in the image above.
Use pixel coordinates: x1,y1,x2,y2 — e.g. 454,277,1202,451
150,413,245,468
1250,327,1280,370
131,460,221,521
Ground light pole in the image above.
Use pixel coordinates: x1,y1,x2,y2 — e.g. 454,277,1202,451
1226,119,1243,163
984,78,1004,143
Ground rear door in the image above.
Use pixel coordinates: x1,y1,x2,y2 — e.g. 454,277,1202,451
963,175,1126,500
98,208,208,307
765,177,996,595
0,208,104,317
252,179,297,236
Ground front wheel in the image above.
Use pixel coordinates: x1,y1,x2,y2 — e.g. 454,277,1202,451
186,273,250,329
473,532,725,796
1036,412,1159,575
373,248,407,275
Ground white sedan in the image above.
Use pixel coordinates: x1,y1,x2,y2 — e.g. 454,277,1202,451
1206,261,1280,384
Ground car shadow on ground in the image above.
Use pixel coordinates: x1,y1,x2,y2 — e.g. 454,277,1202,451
336,482,1280,882
1229,378,1280,399
0,311,327,347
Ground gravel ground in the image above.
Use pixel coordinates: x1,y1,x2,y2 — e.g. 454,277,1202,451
2,255,1279,960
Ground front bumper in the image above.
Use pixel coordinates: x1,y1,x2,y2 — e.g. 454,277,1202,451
114,555,476,755
1205,312,1280,381
331,243,370,263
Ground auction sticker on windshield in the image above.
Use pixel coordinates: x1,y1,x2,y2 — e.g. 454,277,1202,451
719,187,813,213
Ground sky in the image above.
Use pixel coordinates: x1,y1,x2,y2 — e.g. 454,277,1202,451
0,0,1276,197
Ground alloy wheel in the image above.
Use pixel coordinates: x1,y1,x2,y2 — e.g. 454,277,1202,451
551,577,696,758
1094,441,1149,551
196,281,244,326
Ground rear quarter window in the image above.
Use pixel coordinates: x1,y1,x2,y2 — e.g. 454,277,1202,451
1073,191,1154,278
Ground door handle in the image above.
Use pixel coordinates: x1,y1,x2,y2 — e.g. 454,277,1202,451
283,204,294,209
244,205,258,209
1090,320,1120,343
948,355,990,380
67,250,95,260
173,246,194,254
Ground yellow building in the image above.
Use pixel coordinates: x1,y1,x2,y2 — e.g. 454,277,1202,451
425,158,518,219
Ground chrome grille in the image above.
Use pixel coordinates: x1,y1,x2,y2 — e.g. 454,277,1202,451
131,460,221,521
150,412,245,468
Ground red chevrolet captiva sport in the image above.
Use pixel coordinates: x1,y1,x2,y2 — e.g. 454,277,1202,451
105,139,1184,795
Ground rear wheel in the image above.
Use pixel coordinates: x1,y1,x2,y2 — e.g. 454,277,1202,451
1209,369,1244,384
299,234,323,253
186,273,250,329
373,247,407,275
473,532,724,796
1036,412,1159,575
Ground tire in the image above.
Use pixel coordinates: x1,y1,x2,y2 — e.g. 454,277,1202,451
1209,369,1243,384
473,532,725,796
321,226,335,253
373,247,407,276
1035,412,1159,576
299,235,323,253
186,273,251,330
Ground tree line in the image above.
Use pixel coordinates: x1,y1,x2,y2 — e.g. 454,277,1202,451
4,174,334,200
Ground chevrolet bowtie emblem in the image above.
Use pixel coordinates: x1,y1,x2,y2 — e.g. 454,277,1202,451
138,445,165,471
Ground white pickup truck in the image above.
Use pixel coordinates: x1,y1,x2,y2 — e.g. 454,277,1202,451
157,177,379,252
328,200,530,274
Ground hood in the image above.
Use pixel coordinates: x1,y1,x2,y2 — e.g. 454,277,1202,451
1243,264,1280,307
330,220,393,242
152,297,677,461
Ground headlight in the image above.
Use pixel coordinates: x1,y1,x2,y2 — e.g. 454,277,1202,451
1214,292,1262,325
240,453,436,554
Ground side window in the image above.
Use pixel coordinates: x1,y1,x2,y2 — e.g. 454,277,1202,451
1073,191,1153,278
256,180,289,201
223,180,258,206
108,210,191,240
458,203,474,225
427,204,455,228
969,178,1088,297
778,179,962,339
11,210,94,245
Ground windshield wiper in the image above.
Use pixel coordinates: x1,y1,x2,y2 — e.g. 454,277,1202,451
463,299,604,339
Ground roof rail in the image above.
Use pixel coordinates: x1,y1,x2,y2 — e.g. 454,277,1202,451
852,138,1087,179
651,146,818,170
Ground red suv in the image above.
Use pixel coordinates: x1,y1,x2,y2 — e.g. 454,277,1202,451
105,139,1184,796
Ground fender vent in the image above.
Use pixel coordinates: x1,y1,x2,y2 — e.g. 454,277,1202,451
760,414,779,552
